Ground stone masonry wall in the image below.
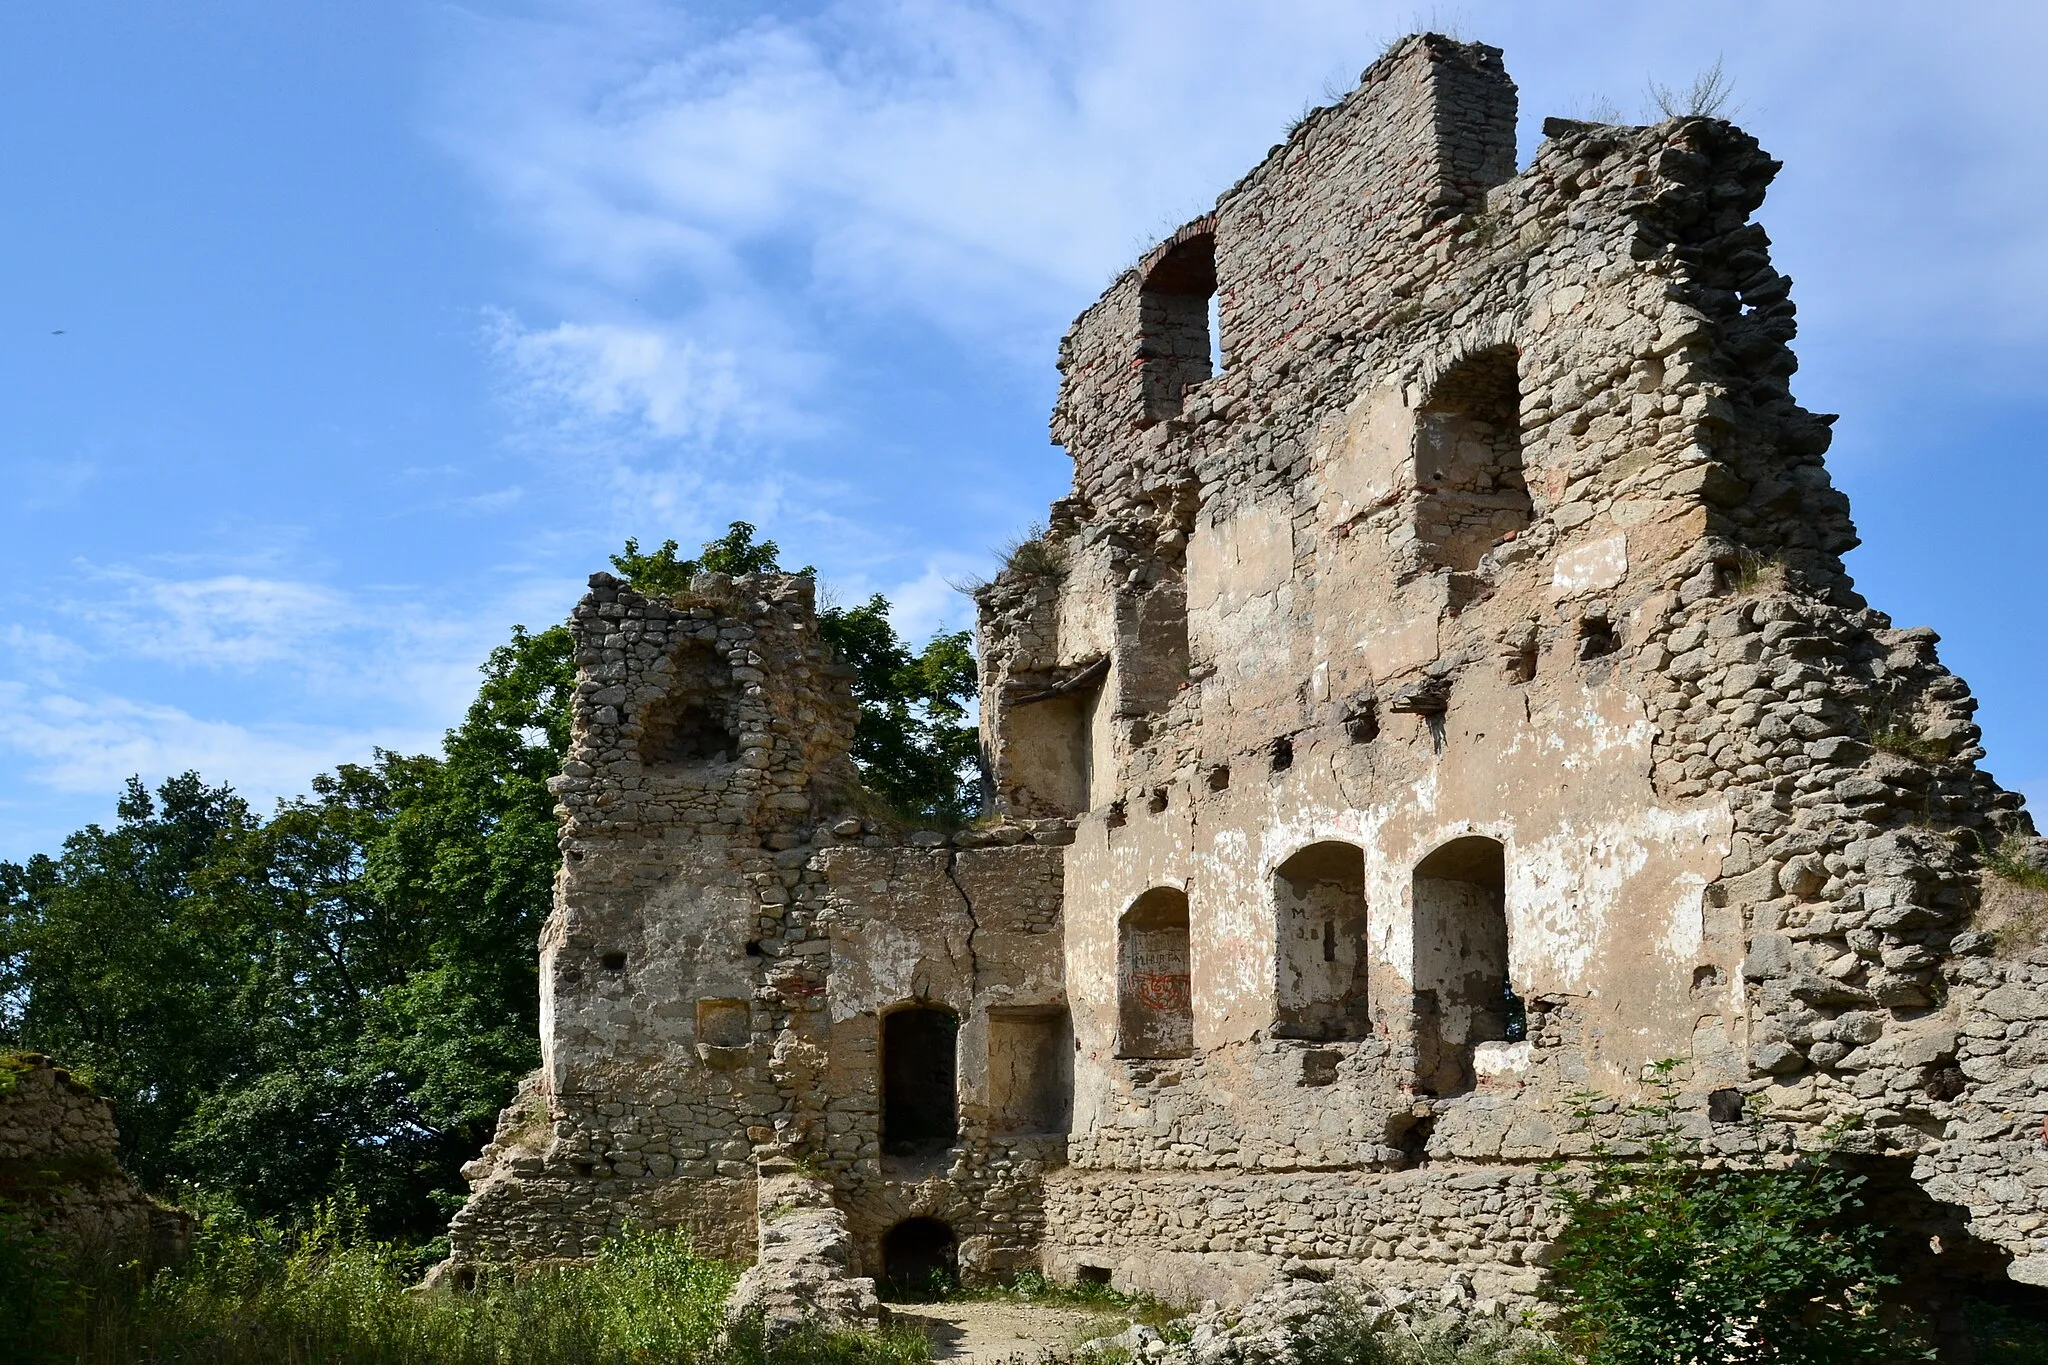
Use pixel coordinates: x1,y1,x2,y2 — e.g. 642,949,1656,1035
0,1053,186,1261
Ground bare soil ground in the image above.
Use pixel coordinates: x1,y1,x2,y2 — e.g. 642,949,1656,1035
890,1299,1130,1365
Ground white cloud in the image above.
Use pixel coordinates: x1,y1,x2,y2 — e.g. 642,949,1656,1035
486,311,758,445
79,568,357,670
0,680,432,808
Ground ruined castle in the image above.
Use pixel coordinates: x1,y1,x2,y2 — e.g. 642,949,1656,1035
443,35,2048,1316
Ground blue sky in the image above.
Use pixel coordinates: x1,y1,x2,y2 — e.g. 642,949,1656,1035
2,1,2045,860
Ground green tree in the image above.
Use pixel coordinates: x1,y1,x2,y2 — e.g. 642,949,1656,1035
610,521,803,595
0,775,254,1185
1550,1065,1929,1364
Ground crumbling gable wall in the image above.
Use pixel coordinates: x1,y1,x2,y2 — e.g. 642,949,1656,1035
443,572,1076,1295
980,32,2048,1307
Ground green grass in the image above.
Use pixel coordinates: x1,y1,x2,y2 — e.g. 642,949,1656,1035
1,1203,928,1365
1985,833,2048,892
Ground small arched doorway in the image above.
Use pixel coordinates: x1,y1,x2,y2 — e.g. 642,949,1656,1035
1411,835,1522,1093
880,1216,957,1297
882,1005,958,1156
1117,888,1194,1058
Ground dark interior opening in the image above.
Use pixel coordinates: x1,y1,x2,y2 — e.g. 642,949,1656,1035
639,699,737,766
1076,1264,1113,1288
882,1006,958,1156
1138,231,1218,424
880,1217,957,1297
1270,735,1294,772
1414,347,1532,573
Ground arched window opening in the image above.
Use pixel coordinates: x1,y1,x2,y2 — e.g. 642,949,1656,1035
637,639,740,767
1411,836,1523,1095
1274,843,1370,1040
880,1217,957,1297
1413,347,1532,573
882,1006,958,1156
1117,888,1193,1059
1138,232,1218,424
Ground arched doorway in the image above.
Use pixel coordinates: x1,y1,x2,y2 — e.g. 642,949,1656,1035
882,1005,958,1156
880,1216,957,1297
1273,842,1370,1040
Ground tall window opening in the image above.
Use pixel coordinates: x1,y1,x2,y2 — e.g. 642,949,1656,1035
882,1006,958,1156
1117,888,1194,1059
1411,836,1522,1094
1273,842,1370,1040
1138,231,1217,424
987,1006,1073,1136
1413,347,1532,572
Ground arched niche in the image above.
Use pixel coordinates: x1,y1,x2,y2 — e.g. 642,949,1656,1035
1411,835,1524,1093
1117,888,1194,1059
1273,842,1370,1040
1413,346,1532,573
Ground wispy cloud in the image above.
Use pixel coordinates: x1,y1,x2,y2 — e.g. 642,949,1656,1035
78,568,356,670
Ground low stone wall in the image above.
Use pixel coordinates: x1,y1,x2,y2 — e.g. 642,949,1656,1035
1042,1165,1558,1306
0,1053,186,1262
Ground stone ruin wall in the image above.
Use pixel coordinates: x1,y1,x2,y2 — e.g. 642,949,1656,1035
981,32,2048,1307
445,32,2048,1318
445,571,1077,1287
0,1053,187,1262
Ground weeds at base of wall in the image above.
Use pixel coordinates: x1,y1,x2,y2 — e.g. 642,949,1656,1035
0,1201,929,1365
1548,1064,1932,1364
942,1268,1185,1329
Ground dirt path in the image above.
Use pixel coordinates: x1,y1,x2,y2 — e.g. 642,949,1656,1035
890,1300,1131,1365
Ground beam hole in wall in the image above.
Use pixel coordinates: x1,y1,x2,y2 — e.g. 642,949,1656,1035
988,1006,1074,1135
1411,836,1523,1094
1137,230,1217,424
1147,788,1169,815
879,1217,957,1298
1301,1049,1341,1087
1506,638,1538,685
598,951,627,972
1345,700,1380,744
1117,888,1194,1059
882,1006,959,1156
1207,764,1231,792
1076,1265,1113,1288
1270,736,1294,773
1413,346,1532,573
1577,615,1619,660
1273,843,1370,1040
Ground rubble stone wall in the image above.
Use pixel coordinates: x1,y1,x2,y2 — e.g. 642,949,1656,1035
444,30,2048,1318
0,1053,185,1261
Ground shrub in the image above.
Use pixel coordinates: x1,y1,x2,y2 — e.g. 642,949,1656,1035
6,1200,926,1365
1549,1065,1930,1363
